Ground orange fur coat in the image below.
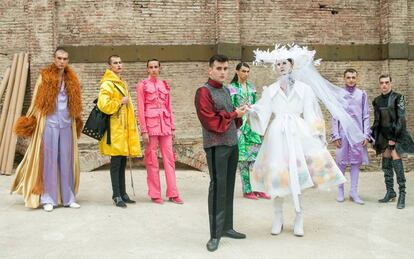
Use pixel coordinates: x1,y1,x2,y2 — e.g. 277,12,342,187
14,64,83,137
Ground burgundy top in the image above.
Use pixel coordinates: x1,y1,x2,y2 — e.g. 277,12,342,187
195,78,242,133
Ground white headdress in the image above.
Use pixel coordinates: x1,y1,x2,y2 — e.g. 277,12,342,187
254,44,365,145
254,44,321,70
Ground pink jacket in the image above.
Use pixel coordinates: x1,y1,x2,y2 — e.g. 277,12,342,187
136,76,175,136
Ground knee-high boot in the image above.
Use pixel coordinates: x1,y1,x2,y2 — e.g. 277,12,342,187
349,164,364,204
378,157,396,203
293,196,304,237
271,197,283,235
336,163,346,202
392,159,406,209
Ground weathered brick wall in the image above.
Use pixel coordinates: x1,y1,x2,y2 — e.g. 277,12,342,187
409,0,414,44
386,0,408,43
0,1,28,72
0,0,29,113
240,1,381,45
0,0,413,172
216,0,240,43
56,0,217,46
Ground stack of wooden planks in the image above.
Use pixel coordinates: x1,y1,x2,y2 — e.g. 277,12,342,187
0,52,29,175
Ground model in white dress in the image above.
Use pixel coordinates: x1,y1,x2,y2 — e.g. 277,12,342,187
248,47,363,236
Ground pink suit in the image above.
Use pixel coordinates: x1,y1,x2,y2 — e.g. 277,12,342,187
136,76,179,199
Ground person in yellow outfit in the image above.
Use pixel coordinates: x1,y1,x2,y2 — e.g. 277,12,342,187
98,55,142,208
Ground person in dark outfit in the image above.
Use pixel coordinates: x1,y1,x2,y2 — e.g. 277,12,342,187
371,74,414,209
194,55,247,252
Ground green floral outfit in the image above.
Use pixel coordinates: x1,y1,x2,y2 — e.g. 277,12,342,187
229,81,262,194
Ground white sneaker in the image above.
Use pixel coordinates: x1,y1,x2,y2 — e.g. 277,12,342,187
69,202,80,209
43,204,53,212
293,212,304,237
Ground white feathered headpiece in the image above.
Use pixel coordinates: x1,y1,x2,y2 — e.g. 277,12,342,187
253,44,321,70
252,43,365,146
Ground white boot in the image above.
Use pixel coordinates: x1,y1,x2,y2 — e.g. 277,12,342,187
293,211,304,237
293,196,304,236
271,197,283,235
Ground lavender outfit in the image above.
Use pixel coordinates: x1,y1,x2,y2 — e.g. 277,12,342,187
331,86,370,203
40,80,75,206
331,86,370,165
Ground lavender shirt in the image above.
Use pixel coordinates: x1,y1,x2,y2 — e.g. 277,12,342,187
331,86,370,165
45,80,72,128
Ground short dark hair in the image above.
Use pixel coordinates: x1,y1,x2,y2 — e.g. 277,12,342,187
209,54,229,67
344,68,358,76
147,59,160,67
107,55,121,65
379,74,392,82
54,47,68,57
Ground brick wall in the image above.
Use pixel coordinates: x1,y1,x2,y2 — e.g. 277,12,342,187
0,0,413,172
56,0,217,46
240,1,381,45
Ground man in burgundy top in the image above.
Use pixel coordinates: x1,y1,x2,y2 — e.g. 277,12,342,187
194,54,247,252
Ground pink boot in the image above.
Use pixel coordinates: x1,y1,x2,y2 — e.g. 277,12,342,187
151,198,164,204
169,196,184,204
254,191,271,199
244,192,258,200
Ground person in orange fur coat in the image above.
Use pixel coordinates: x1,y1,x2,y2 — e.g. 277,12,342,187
11,47,83,212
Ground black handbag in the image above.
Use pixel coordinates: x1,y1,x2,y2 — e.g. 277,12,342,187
82,82,125,144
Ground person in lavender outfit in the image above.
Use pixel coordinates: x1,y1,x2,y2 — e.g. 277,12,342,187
331,69,371,204
12,47,83,211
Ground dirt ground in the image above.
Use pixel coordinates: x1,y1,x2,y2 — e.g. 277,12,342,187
1,169,413,259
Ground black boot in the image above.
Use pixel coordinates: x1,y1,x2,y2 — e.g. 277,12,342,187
378,157,396,203
122,194,136,204
393,159,406,209
397,193,406,209
113,197,127,208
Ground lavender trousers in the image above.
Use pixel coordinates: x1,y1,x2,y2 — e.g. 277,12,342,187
337,163,361,195
40,125,75,206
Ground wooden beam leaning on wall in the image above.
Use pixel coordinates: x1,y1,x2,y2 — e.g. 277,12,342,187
4,53,29,175
0,67,11,101
0,54,19,174
0,52,29,175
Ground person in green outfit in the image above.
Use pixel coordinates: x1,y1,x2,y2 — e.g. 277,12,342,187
228,62,270,200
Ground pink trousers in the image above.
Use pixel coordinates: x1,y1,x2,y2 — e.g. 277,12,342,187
144,135,179,199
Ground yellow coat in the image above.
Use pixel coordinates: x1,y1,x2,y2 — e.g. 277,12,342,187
97,69,142,157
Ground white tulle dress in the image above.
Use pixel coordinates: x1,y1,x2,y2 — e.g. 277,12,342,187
248,79,346,212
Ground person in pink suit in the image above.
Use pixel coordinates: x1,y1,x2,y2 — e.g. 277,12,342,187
136,59,183,205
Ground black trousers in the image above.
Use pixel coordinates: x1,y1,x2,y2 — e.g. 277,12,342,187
204,145,238,239
110,156,127,199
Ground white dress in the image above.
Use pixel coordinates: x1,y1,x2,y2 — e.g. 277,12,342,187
248,79,346,212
